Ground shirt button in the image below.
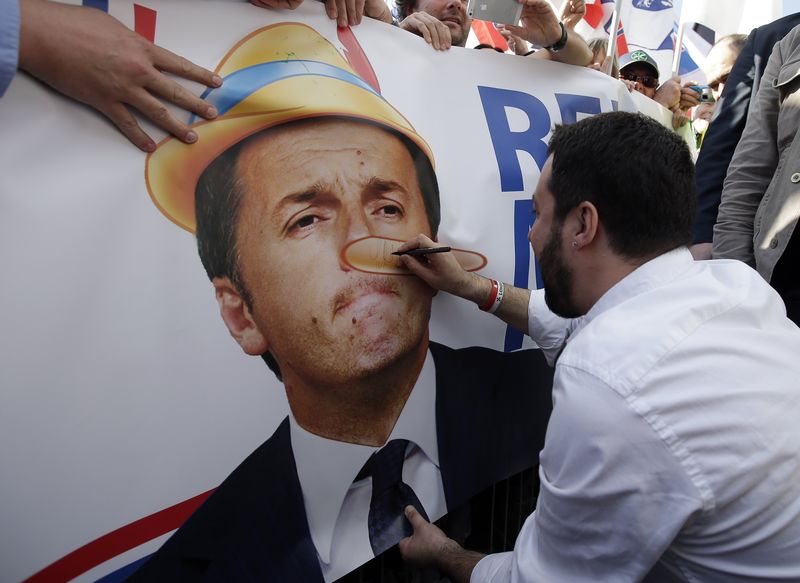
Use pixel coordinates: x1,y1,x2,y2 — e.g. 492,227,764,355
770,237,779,249
792,172,800,183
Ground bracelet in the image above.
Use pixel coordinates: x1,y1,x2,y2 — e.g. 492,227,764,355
545,22,568,53
487,281,505,314
479,279,499,312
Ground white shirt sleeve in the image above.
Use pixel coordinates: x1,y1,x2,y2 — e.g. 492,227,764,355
473,363,706,583
526,289,575,366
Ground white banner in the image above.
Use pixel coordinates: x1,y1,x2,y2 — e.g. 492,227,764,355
0,2,662,581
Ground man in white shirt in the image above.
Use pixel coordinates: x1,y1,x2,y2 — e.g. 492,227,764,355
396,111,800,582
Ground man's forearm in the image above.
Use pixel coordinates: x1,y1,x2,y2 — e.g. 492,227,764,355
436,539,486,583
548,29,591,66
460,273,531,335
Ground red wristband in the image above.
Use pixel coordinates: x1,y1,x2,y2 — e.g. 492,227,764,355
479,279,499,311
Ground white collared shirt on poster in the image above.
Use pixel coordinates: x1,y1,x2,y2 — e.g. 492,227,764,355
473,248,800,582
290,350,447,583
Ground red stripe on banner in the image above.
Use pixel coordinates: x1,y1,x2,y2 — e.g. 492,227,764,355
471,20,509,52
23,489,214,583
337,27,381,93
134,4,157,42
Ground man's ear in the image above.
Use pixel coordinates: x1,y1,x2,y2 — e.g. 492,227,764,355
570,201,600,248
213,277,269,356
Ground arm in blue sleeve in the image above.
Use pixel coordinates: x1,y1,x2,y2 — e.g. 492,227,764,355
0,0,20,97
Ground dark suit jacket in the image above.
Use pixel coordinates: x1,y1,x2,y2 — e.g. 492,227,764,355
128,343,553,582
693,13,800,244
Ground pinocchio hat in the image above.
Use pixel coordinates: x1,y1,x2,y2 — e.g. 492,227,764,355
145,22,434,233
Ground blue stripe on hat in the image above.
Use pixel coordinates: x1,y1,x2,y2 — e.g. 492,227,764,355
190,60,382,123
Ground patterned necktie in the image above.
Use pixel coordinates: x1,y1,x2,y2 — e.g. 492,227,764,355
356,438,430,556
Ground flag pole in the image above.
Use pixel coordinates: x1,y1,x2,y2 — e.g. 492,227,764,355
671,21,686,77
605,7,620,76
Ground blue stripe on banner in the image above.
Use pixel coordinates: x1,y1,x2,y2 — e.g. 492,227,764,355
82,0,109,11
504,199,540,352
191,60,382,123
94,555,151,583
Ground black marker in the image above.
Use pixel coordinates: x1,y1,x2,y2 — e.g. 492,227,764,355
392,246,452,256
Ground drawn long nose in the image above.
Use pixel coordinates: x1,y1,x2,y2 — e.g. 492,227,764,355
338,201,372,272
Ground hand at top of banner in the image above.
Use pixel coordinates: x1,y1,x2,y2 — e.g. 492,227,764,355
505,0,563,47
250,0,305,10
361,0,395,24
250,0,392,28
503,0,591,65
497,25,530,56
671,108,691,130
399,12,453,51
560,0,586,30
654,76,683,111
17,0,221,152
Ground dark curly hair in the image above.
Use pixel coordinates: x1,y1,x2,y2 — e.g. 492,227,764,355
548,112,695,260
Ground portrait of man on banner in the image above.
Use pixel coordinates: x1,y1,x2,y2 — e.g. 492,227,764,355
135,22,553,581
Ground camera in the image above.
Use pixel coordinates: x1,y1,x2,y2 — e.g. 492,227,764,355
689,85,715,103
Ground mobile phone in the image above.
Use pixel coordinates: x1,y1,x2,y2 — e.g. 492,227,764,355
467,0,523,26
689,85,715,103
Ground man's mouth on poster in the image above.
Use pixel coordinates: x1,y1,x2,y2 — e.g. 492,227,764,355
332,277,403,323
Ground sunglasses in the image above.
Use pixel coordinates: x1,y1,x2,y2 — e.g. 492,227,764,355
621,72,659,89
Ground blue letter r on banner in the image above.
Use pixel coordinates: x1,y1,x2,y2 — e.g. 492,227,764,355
478,86,551,192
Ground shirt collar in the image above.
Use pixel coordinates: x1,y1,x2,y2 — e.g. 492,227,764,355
584,246,694,325
289,349,439,565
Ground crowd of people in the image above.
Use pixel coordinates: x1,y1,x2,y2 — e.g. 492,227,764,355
0,0,710,144
3,0,800,581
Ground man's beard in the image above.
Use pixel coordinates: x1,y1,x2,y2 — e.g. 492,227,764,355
452,28,468,47
540,223,583,319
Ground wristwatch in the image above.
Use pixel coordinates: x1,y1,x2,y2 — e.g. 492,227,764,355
545,22,568,52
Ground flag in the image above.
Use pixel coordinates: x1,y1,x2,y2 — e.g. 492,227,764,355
679,0,781,37
571,0,616,41
468,20,510,51
82,0,157,42
562,0,627,59
583,0,614,29
677,23,714,83
607,18,629,57
620,0,677,81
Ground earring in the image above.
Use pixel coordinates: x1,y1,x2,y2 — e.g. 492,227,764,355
572,241,578,248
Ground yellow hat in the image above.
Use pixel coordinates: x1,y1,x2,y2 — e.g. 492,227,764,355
145,22,434,233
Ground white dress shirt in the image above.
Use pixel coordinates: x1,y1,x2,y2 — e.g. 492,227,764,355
473,248,800,582
290,350,447,582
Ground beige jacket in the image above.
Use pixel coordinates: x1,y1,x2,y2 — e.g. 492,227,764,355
714,24,800,281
